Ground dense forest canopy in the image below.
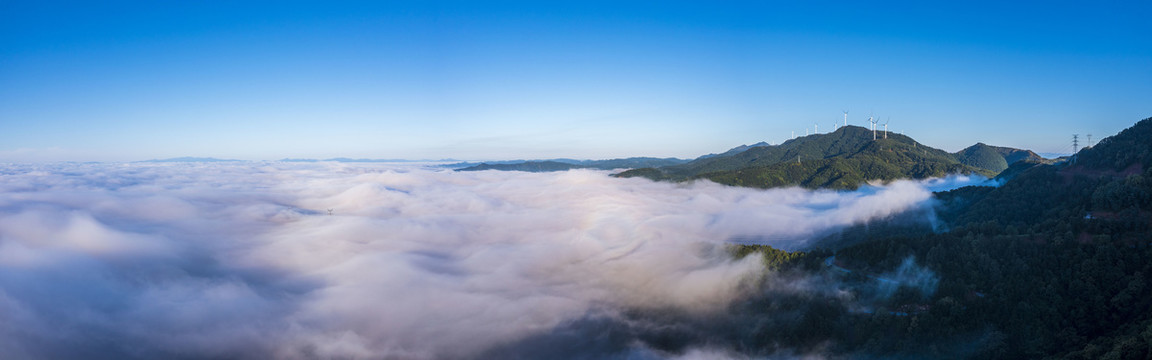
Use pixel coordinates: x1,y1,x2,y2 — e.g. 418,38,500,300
719,117,1152,359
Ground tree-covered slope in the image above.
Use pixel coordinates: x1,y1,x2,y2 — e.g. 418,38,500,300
954,143,1045,174
954,143,1010,173
820,117,1152,358
1072,117,1152,172
994,146,1044,165
714,117,1152,359
617,125,984,190
939,117,1152,229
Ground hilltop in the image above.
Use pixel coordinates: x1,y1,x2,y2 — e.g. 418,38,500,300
954,143,1044,174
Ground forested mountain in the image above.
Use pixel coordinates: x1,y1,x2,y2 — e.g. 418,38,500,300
728,117,1152,358
616,125,985,190
455,126,1043,185
954,142,1045,173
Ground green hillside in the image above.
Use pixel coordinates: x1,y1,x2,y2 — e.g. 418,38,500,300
995,145,1045,165
732,117,1152,358
617,125,985,190
955,143,1045,174
955,143,1010,173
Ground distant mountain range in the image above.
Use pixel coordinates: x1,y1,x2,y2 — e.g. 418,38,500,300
140,157,243,163
454,157,690,172
616,125,1046,190
695,141,772,160
143,129,1051,192
281,158,459,163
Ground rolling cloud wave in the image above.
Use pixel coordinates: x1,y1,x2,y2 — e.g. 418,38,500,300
0,162,973,359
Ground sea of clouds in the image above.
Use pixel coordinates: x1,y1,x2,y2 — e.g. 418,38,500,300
0,162,982,359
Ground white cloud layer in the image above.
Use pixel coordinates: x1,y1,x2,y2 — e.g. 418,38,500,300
0,162,973,359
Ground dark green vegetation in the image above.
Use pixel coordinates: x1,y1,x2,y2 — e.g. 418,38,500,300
616,125,1042,190
730,117,1152,358
954,143,1045,174
729,244,826,272
455,157,688,172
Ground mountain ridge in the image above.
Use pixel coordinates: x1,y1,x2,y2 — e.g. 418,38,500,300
617,126,1002,190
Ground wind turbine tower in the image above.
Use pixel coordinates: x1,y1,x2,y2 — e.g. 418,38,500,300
868,116,877,140
883,118,890,139
1087,134,1092,147
814,123,818,134
843,111,849,127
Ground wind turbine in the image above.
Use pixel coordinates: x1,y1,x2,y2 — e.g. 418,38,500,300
867,116,877,140
883,118,890,139
814,123,819,134
843,110,849,127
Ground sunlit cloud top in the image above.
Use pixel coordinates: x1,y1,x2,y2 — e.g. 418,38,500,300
0,161,977,358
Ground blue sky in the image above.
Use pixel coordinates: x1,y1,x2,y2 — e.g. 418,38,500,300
1,0,1149,161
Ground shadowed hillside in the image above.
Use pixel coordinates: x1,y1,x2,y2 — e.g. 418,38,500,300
734,117,1152,359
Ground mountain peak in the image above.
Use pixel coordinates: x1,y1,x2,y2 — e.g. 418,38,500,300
956,143,1044,173
617,125,976,189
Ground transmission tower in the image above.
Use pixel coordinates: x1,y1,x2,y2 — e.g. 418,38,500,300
1072,134,1079,153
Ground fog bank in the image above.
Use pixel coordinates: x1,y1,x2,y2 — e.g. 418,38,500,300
0,162,972,359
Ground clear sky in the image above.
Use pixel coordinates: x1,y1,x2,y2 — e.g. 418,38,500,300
2,0,1150,162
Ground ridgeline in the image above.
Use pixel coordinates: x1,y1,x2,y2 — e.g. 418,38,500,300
616,125,1039,190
